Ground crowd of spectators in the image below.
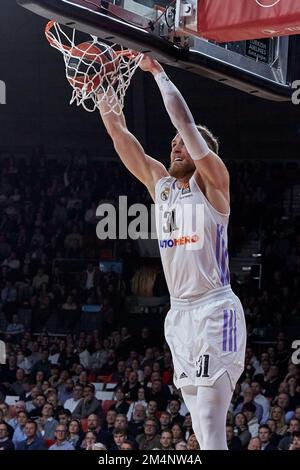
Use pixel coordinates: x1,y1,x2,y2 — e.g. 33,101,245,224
0,153,299,451
0,153,143,333
228,159,300,330
0,329,299,450
0,155,299,333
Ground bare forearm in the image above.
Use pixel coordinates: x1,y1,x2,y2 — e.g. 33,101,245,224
98,96,126,136
97,88,167,195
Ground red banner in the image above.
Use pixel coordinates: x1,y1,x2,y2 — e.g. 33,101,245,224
197,0,300,42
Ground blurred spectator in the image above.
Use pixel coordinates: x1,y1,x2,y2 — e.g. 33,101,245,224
0,422,14,450
58,378,74,404
67,419,82,449
234,388,263,422
226,425,242,450
278,418,300,450
251,381,270,423
126,388,147,422
289,431,300,450
242,403,259,438
157,430,174,450
167,398,185,426
269,406,288,435
81,264,99,292
36,403,58,440
92,442,107,450
32,269,49,291
109,387,130,415
233,413,251,448
171,423,184,447
82,413,112,450
72,385,102,419
103,410,117,434
120,440,136,450
159,411,172,433
5,314,25,336
136,418,160,450
248,437,261,450
49,425,74,450
12,411,28,446
111,429,127,450
187,433,200,450
123,371,141,401
15,421,46,450
31,349,51,380
64,384,83,413
1,281,17,322
127,404,146,438
82,431,97,450
258,425,277,450
8,402,26,429
175,440,188,450
28,394,46,419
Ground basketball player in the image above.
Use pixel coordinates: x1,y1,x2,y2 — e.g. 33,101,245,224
97,56,246,450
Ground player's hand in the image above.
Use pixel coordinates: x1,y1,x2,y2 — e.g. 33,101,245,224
139,55,163,75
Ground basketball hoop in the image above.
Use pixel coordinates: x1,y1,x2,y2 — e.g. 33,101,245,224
45,20,143,114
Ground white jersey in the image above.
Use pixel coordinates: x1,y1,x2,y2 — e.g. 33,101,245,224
155,175,230,299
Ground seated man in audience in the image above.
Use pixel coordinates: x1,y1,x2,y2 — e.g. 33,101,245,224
226,425,242,450
63,384,83,414
136,418,161,450
0,422,14,450
12,410,29,446
16,421,46,450
258,425,278,450
72,384,102,419
49,424,75,450
127,404,146,438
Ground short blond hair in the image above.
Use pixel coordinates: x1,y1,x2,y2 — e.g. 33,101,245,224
196,124,219,154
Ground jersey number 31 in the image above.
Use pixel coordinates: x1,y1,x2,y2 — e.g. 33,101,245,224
196,354,210,378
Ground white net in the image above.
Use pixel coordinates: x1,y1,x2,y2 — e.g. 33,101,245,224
45,21,143,114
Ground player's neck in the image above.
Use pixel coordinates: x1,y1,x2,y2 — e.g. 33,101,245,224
176,172,194,188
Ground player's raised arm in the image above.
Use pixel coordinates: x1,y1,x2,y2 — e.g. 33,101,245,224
140,56,229,212
97,92,168,200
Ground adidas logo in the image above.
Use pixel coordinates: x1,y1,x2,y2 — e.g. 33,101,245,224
179,372,188,379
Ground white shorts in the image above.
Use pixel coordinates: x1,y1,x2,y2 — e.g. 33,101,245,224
165,285,246,391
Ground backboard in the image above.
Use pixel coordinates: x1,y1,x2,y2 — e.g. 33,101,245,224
17,0,300,101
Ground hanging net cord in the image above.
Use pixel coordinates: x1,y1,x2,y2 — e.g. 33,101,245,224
45,21,143,114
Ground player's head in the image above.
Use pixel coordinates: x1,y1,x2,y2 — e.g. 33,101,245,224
168,125,219,179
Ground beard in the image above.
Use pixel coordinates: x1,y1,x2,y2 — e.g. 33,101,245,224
168,159,195,179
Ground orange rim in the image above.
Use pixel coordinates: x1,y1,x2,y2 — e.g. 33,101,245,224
45,20,140,59
45,20,71,53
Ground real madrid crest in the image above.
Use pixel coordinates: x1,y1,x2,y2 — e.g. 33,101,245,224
160,187,170,201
